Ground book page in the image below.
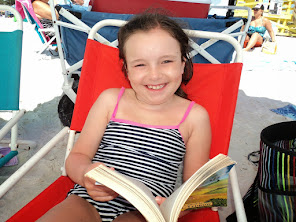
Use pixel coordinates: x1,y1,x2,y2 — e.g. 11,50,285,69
85,165,165,222
159,154,235,222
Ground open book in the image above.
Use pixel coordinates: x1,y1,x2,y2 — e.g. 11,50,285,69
85,154,236,222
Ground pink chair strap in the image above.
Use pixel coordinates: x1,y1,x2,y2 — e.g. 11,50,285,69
15,0,43,28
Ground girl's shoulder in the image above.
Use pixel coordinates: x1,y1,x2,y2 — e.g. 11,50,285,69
99,88,122,100
174,96,207,114
177,97,209,123
93,88,122,108
189,102,209,121
178,100,210,144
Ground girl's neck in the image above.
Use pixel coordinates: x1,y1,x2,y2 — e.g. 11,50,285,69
134,93,177,111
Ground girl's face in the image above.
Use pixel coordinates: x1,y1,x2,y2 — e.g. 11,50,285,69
125,28,185,106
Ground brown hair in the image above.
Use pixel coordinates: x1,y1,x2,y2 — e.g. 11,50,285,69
118,10,193,99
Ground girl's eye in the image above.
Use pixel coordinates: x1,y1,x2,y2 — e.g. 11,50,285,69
162,60,172,64
135,64,145,67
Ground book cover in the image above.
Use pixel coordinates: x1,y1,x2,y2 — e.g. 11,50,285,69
181,165,234,211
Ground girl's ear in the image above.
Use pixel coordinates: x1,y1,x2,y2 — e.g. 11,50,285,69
182,57,187,71
124,63,128,74
121,59,128,77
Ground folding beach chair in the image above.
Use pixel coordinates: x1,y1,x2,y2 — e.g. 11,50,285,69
49,0,251,107
15,0,57,54
0,6,32,167
3,19,246,221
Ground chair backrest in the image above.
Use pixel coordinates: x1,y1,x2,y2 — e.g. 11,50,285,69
0,6,23,111
70,21,243,157
59,7,244,66
15,0,43,28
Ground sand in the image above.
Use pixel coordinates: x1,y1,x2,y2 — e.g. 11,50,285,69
0,16,295,221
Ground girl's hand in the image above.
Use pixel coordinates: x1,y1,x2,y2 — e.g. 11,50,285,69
83,163,119,202
155,196,192,218
155,196,166,205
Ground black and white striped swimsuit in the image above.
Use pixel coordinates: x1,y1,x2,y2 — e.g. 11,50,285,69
68,88,195,221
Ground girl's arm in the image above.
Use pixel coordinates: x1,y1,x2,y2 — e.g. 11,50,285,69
182,104,211,182
264,18,276,42
180,104,211,218
65,88,120,201
156,105,211,217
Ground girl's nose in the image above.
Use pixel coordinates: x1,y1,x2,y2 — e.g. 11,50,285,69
149,65,161,80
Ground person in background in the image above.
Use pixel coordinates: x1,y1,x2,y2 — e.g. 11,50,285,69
244,4,276,51
32,0,84,20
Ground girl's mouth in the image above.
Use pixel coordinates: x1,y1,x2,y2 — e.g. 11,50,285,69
146,84,166,90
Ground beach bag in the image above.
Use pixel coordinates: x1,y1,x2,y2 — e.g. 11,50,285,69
261,40,277,54
258,121,296,221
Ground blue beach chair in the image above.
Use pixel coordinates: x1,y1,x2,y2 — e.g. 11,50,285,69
0,5,24,168
49,2,251,106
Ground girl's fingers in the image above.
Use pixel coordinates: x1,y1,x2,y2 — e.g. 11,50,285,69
89,189,119,202
92,195,118,202
155,196,166,205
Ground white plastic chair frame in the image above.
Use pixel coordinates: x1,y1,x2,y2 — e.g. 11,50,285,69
88,19,243,63
0,5,36,165
210,5,252,47
0,19,246,221
49,1,250,103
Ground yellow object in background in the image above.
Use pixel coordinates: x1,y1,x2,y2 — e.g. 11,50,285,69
293,0,296,25
261,40,278,54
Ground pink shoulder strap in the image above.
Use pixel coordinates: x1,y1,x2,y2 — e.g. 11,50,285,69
178,101,195,127
111,87,125,118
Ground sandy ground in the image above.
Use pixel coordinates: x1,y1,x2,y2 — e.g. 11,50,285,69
0,16,295,221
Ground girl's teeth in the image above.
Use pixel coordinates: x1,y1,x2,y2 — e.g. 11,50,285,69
147,85,164,90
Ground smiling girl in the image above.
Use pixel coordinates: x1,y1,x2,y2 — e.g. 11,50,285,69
38,11,211,222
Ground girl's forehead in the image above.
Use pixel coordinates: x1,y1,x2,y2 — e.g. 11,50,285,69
130,27,173,38
126,28,178,47
125,32,182,60
123,27,182,60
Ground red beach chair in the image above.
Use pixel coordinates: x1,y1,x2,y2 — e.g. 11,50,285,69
91,0,211,18
4,20,246,221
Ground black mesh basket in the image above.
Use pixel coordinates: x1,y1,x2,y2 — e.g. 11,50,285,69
258,121,296,222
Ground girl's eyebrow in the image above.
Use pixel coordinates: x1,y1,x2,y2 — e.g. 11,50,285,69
161,54,178,58
128,53,180,63
129,59,145,64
